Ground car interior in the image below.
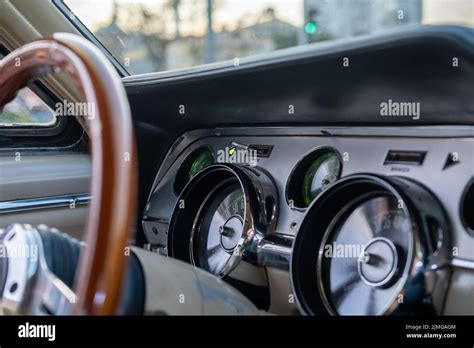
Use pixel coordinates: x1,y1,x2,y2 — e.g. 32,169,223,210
0,0,473,320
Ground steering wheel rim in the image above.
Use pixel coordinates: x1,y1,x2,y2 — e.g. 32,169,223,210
0,34,137,315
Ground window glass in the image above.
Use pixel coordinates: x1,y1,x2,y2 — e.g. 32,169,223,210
63,0,474,75
0,87,57,127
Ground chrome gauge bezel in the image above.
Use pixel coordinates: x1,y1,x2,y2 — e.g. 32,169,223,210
286,146,343,210
290,174,451,316
168,163,278,278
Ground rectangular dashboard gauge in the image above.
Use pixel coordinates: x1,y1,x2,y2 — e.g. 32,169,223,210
384,150,426,166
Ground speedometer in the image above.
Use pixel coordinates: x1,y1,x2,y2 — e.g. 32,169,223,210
319,195,410,315
290,174,451,316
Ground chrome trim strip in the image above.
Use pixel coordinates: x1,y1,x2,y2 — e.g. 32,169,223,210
256,237,474,270
257,235,293,270
451,258,474,270
0,194,91,214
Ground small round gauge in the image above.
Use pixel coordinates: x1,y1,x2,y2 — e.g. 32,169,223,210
193,183,245,275
188,150,214,181
174,147,214,194
302,151,341,206
287,147,342,208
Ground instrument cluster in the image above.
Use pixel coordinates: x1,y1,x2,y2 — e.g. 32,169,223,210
143,126,474,315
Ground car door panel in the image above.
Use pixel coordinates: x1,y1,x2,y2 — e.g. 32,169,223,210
0,153,90,239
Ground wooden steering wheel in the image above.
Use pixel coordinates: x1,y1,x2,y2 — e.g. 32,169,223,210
0,34,137,315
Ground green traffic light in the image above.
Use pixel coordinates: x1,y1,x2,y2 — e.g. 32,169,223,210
305,21,318,35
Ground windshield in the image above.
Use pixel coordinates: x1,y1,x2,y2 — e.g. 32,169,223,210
61,0,474,75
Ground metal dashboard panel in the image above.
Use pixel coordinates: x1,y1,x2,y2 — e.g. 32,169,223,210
144,126,474,261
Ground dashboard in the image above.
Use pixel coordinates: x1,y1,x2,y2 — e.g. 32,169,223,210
142,126,474,315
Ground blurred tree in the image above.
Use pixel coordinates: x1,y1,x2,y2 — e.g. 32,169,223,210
261,7,276,21
167,0,181,39
96,0,171,73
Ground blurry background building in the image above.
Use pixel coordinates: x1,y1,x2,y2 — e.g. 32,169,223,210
3,0,472,125
65,0,472,75
303,0,422,42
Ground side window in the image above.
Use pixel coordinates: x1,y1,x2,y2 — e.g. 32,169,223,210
0,47,84,149
0,87,57,127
